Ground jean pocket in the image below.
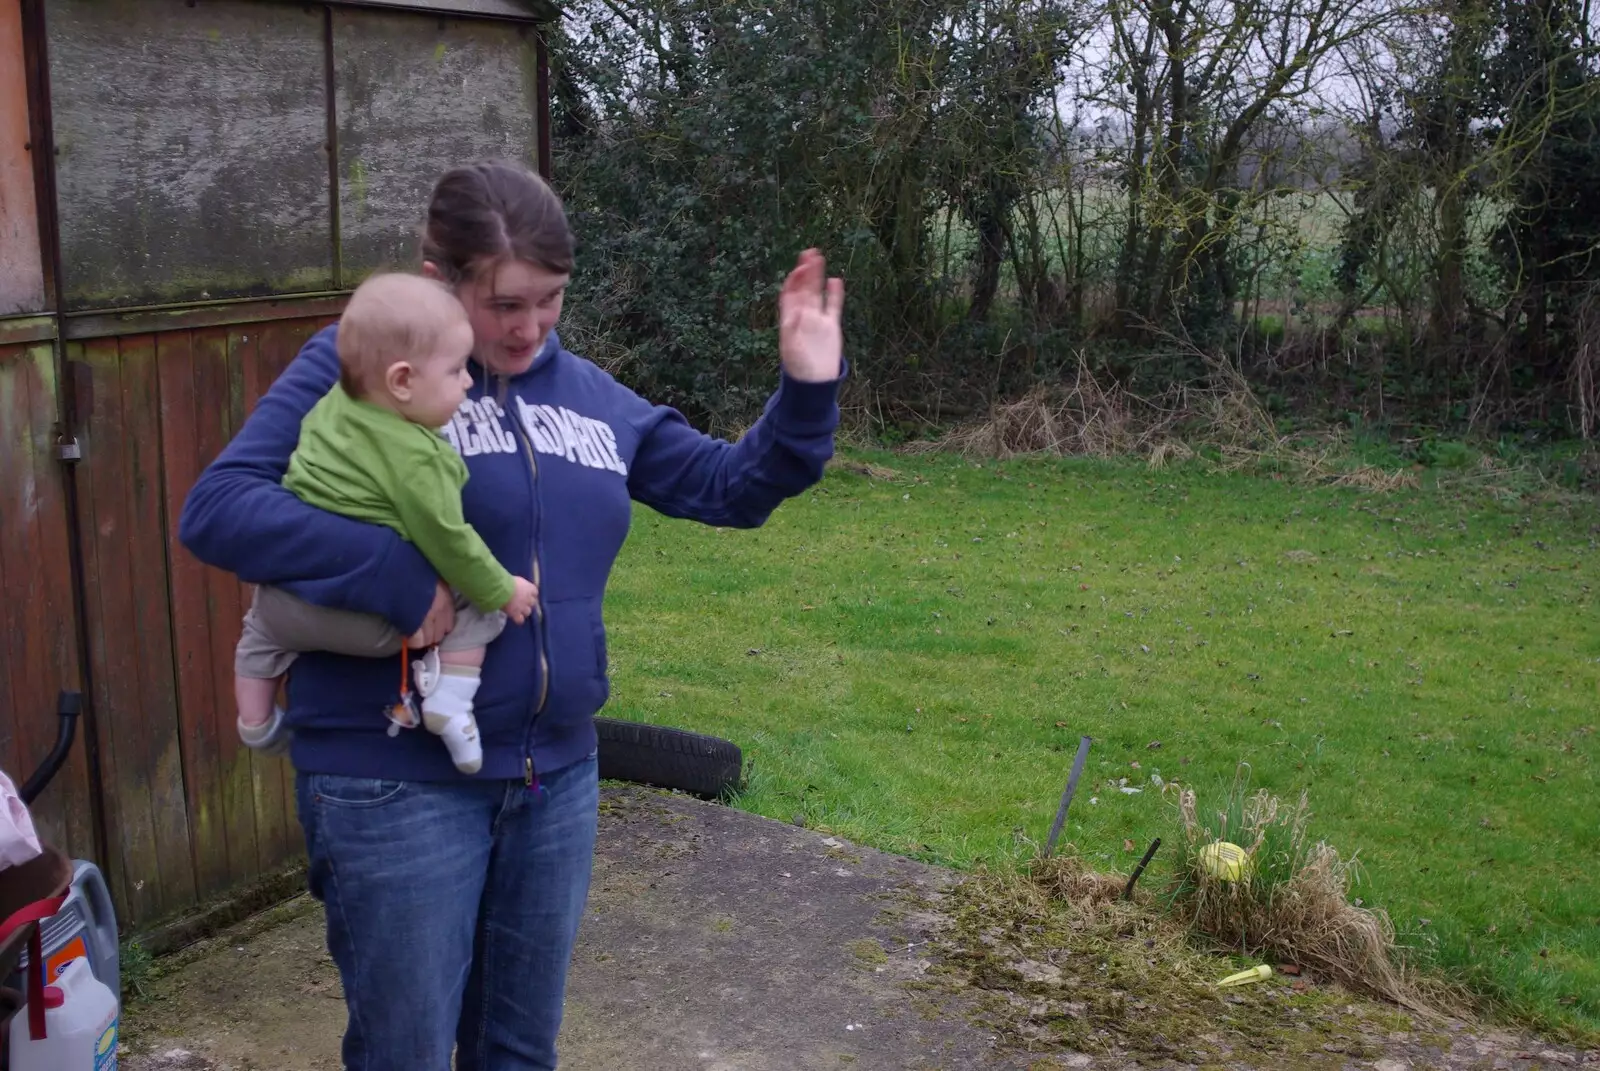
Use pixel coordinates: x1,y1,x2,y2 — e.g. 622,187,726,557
308,775,408,808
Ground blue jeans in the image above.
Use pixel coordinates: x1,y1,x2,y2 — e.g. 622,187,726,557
295,753,599,1070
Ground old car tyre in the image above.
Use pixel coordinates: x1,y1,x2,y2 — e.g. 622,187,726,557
594,718,743,799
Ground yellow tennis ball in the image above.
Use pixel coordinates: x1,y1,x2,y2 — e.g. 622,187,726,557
1197,840,1252,881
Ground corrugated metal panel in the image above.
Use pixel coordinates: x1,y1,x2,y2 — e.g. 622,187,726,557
333,7,540,282
0,0,45,316
332,0,558,23
48,0,333,310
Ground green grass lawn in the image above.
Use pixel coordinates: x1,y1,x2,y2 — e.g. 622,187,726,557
601,451,1599,1041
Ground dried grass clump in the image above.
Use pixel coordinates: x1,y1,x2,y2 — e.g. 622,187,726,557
1328,464,1421,492
897,347,1435,497
1016,854,1201,971
1027,854,1129,909
827,457,905,482
907,359,1167,460
1145,441,1195,469
907,354,1221,461
1179,352,1279,450
1174,780,1444,1016
906,347,1290,468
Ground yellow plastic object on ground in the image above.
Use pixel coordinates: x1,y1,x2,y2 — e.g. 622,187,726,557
1217,964,1273,988
1196,840,1253,881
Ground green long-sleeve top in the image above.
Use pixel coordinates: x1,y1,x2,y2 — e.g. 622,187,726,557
283,385,515,613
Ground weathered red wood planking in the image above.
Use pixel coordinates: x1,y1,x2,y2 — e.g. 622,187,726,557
137,315,337,916
119,332,198,922
69,334,197,927
0,342,92,857
151,315,331,901
3,312,340,928
157,326,234,900
70,334,166,925
13,346,92,857
230,325,285,872
210,325,264,883
242,321,288,867
0,344,41,802
0,346,33,790
243,315,333,864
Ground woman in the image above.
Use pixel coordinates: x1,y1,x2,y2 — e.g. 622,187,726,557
178,160,845,1070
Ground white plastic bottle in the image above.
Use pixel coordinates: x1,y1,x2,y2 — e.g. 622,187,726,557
9,956,119,1070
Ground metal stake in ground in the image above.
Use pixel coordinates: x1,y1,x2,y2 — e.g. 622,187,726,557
1123,837,1161,900
1043,735,1092,858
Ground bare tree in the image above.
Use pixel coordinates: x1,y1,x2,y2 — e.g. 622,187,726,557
1085,0,1417,340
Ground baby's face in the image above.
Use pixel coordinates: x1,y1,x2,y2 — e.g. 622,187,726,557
401,320,476,428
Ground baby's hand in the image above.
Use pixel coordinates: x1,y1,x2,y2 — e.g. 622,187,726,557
503,576,539,624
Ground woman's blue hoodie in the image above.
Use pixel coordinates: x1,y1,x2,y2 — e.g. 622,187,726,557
178,325,841,783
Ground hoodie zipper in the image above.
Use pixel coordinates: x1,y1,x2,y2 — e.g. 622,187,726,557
495,374,551,788
522,428,550,718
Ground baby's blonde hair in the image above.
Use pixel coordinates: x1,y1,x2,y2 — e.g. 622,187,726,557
337,273,470,398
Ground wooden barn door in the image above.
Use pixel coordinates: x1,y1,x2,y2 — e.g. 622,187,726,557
62,314,333,928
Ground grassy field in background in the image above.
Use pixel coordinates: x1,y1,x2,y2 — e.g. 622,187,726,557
941,185,1359,302
601,451,1599,1041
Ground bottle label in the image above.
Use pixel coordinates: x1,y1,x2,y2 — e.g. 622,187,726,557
95,1015,119,1070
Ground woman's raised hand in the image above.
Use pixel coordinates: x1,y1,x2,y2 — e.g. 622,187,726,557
777,249,844,384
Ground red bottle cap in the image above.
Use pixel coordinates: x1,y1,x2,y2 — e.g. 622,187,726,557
42,986,64,1009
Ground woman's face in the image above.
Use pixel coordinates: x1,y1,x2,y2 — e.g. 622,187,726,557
436,258,568,378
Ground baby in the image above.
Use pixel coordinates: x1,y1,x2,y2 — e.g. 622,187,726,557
232,273,538,773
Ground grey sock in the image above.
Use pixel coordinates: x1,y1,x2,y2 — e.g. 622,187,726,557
238,706,291,755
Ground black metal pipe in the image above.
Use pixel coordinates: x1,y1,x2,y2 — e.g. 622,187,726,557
20,691,82,806
1044,735,1092,858
50,413,108,866
1123,837,1161,900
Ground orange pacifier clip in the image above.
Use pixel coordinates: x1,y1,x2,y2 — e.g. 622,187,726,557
387,645,421,736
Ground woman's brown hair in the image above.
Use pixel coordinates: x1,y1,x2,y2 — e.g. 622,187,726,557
421,160,574,283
